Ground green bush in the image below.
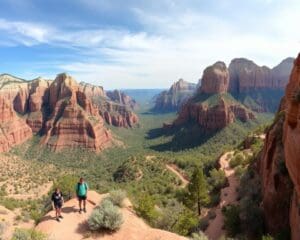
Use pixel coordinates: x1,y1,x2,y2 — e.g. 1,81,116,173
172,208,198,236
262,235,274,240
190,232,208,240
11,228,47,240
198,218,209,231
106,190,126,207
134,194,158,224
53,175,77,200
229,153,244,168
208,168,226,190
88,199,123,231
222,205,240,237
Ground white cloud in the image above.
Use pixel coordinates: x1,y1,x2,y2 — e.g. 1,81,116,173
0,0,300,89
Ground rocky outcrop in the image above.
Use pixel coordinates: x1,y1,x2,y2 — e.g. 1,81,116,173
41,74,112,152
79,83,139,128
228,58,294,112
153,79,196,112
200,62,230,94
99,101,139,128
229,58,294,92
107,90,139,110
171,62,255,132
259,54,300,239
173,96,255,131
0,96,32,152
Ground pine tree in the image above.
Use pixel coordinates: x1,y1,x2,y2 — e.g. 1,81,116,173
187,167,209,215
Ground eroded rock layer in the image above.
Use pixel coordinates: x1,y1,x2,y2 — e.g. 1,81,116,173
172,61,255,131
259,54,300,239
41,74,112,152
153,79,197,112
0,96,32,152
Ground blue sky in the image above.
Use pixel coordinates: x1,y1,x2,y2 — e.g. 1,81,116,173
0,0,299,89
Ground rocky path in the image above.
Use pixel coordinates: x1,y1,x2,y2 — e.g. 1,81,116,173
205,151,238,240
166,164,189,188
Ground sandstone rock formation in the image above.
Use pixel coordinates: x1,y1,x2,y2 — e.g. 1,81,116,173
79,83,139,128
228,57,294,112
173,96,255,131
229,58,294,92
259,54,300,239
0,96,32,152
107,89,139,110
41,74,112,152
200,62,230,94
153,79,196,112
171,62,255,132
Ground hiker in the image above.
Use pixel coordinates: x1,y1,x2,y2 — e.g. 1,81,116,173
76,177,88,213
51,188,64,222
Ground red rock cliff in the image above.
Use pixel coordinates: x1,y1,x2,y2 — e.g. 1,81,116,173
0,96,32,152
172,62,255,131
42,74,112,152
200,62,230,94
259,54,300,239
79,83,139,128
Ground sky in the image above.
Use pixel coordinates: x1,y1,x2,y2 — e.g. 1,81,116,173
0,0,299,89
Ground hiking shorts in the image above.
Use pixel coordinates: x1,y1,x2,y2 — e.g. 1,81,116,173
78,195,87,201
54,201,63,209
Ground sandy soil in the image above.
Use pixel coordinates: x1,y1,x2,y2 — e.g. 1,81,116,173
36,191,187,240
205,151,238,240
166,164,189,188
0,205,35,240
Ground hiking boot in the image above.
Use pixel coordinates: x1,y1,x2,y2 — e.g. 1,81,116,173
79,209,82,214
59,215,63,219
83,208,86,213
56,218,60,222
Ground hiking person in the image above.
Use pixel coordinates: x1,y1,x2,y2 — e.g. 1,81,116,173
76,177,88,213
51,188,64,222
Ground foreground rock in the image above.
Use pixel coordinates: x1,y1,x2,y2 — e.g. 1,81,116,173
258,53,300,239
36,191,187,240
153,79,196,112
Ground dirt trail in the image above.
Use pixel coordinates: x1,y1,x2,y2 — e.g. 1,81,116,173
166,164,189,188
205,151,238,240
36,191,187,240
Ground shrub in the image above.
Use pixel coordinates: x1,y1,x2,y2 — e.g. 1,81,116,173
229,153,244,168
190,232,208,240
53,175,77,200
11,228,47,240
134,194,158,224
88,199,123,231
208,169,226,190
106,190,126,207
172,208,198,236
222,205,240,237
198,218,209,231
262,235,274,240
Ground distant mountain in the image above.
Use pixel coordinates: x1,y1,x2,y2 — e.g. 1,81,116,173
170,62,255,132
122,89,165,106
228,57,294,112
166,56,294,133
153,79,197,112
